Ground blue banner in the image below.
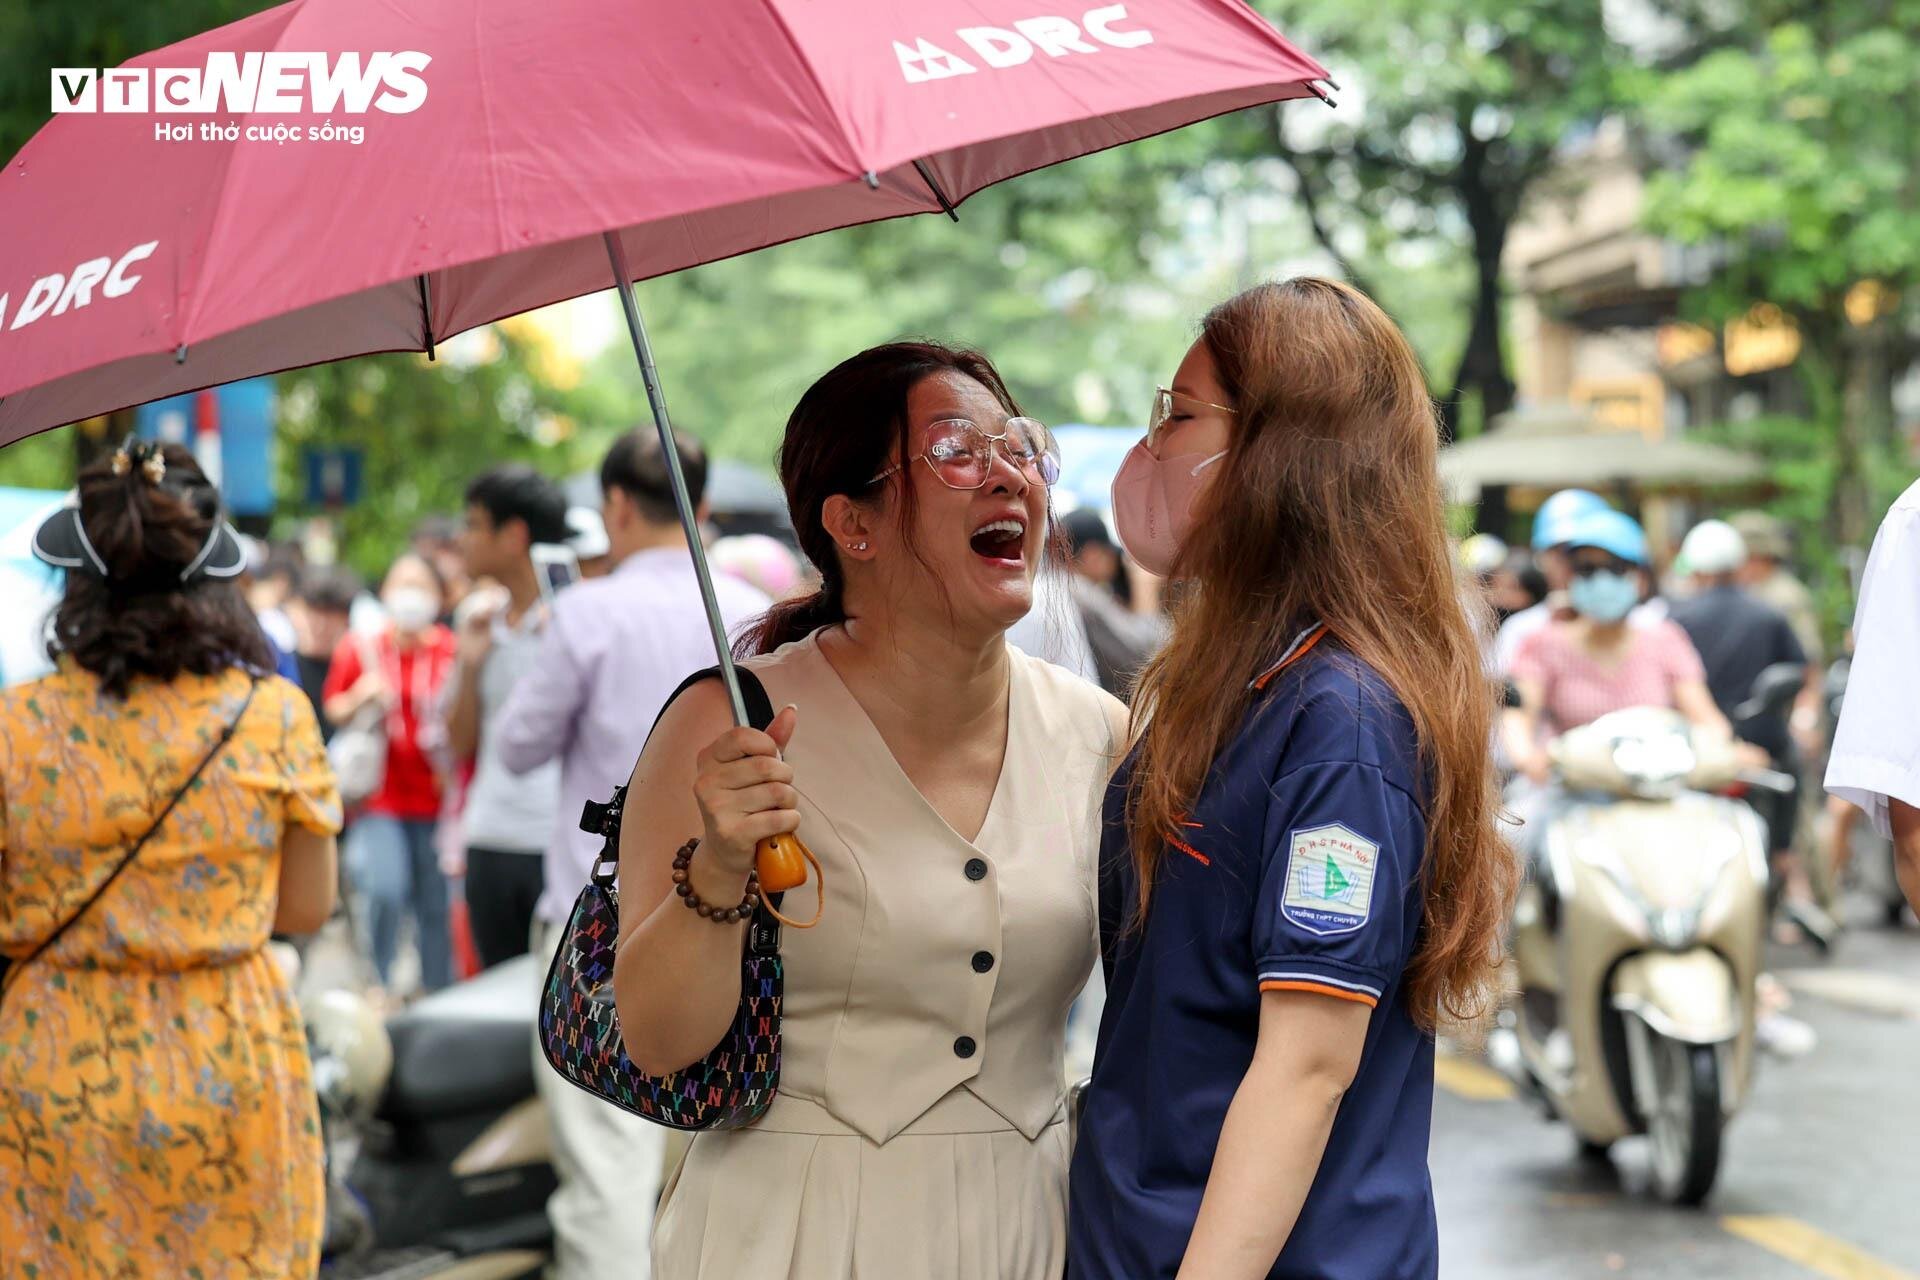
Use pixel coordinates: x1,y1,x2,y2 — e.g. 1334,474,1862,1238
133,378,278,517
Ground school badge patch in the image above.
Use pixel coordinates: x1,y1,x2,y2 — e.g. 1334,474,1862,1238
1281,823,1378,936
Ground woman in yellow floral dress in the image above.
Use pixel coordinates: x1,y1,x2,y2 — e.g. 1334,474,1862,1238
0,440,340,1279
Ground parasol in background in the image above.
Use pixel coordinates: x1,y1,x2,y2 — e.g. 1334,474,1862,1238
1440,403,1768,502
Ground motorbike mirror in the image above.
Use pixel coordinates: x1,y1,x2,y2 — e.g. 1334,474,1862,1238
1734,662,1806,722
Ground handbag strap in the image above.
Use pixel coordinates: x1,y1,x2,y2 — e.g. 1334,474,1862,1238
582,664,775,887
580,664,785,954
3,675,260,994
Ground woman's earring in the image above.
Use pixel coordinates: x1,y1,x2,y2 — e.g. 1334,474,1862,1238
848,542,868,553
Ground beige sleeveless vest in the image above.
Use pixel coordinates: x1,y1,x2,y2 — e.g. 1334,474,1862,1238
737,629,1115,1144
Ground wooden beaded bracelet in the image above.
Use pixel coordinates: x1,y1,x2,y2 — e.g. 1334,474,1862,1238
669,837,761,924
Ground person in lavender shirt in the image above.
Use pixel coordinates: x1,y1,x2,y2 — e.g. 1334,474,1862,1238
494,426,768,1280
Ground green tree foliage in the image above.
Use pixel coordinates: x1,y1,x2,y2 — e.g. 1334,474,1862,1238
1642,8,1920,603
0,432,77,491
275,331,618,579
0,0,265,161
1236,0,1645,436
612,135,1288,464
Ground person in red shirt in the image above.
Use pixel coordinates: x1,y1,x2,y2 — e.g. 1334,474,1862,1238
323,551,458,992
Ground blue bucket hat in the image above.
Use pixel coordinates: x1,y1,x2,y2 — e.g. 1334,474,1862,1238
1562,508,1649,566
1531,488,1608,551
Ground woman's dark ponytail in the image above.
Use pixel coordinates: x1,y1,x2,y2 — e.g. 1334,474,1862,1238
736,577,845,657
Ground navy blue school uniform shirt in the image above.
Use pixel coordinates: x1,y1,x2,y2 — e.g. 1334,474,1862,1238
1068,633,1438,1280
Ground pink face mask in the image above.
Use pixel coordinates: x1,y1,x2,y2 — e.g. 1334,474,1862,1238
1109,440,1226,578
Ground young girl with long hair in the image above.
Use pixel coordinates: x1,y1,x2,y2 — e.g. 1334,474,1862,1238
1068,278,1517,1280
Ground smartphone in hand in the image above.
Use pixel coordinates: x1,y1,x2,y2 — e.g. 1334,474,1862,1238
531,543,582,603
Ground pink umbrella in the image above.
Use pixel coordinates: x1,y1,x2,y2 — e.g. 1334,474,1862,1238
0,0,1328,725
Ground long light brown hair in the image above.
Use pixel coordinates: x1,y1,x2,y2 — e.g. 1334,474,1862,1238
1126,278,1515,1031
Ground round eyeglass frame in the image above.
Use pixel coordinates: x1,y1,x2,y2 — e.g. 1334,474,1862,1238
868,416,1062,491
1147,387,1236,451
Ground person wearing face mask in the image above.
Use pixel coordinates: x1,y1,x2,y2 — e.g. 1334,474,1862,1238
1491,490,1666,678
322,551,458,993
1070,280,1516,1280
1501,508,1733,789
616,343,1126,1279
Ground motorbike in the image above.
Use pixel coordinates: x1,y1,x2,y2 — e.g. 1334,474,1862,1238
1498,707,1793,1205
307,953,556,1280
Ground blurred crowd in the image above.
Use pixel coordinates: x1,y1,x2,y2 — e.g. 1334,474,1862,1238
230,441,806,998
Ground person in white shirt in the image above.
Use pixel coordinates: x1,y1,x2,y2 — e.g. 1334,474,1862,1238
1825,478,1920,915
441,463,573,969
494,428,769,1280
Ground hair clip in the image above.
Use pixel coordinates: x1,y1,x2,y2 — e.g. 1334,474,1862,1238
111,435,166,486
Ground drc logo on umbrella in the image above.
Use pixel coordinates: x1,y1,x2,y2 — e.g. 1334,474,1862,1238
895,4,1153,84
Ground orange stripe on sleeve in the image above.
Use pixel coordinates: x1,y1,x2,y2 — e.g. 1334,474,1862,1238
1253,625,1330,690
1259,979,1378,1008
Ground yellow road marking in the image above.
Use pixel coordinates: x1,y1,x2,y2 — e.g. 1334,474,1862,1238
1723,1216,1918,1280
1433,1052,1515,1101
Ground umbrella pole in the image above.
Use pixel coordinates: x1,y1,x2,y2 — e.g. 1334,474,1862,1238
603,231,752,730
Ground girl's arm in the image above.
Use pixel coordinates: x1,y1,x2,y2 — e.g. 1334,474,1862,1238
1673,679,1732,738
1176,990,1370,1278
274,826,338,935
1502,676,1550,781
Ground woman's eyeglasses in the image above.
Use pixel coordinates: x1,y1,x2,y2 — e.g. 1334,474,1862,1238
1147,387,1235,451
869,417,1062,491
1569,558,1637,578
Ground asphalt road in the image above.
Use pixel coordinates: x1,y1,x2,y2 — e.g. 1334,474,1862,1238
1433,905,1920,1280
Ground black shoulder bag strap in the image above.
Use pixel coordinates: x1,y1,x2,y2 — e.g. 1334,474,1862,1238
579,665,780,953
0,676,261,1003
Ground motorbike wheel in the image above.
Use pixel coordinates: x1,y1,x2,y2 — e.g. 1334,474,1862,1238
1645,1037,1722,1206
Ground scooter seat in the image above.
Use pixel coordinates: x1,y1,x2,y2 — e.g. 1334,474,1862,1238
381,955,539,1120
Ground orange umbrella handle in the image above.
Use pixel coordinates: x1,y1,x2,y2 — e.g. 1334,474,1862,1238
755,833,824,929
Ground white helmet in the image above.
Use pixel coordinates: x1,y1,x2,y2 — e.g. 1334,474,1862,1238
305,987,393,1126
1458,533,1508,578
1679,519,1748,577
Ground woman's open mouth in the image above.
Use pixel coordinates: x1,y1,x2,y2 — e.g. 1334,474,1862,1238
969,517,1027,568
